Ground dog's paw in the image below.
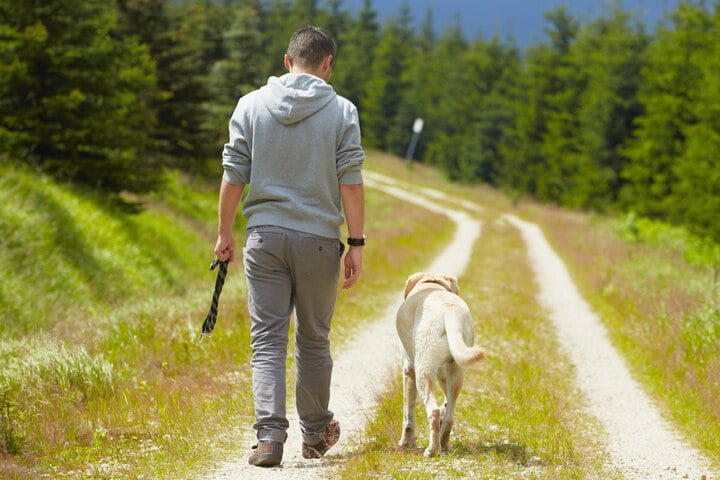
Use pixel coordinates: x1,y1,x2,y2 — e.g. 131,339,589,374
423,446,438,457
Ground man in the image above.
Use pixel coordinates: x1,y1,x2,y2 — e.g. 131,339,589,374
213,25,365,468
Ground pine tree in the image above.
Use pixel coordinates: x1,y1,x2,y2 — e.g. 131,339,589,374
423,22,469,177
261,0,297,76
331,0,379,111
116,0,217,170
456,38,520,184
502,6,579,201
0,0,159,193
361,1,414,151
204,0,267,147
669,3,720,241
386,7,435,159
568,6,649,209
621,2,712,219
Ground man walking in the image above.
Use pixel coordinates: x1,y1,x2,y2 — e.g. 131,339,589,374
213,25,365,467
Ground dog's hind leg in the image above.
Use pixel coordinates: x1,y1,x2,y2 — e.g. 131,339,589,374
440,363,464,452
417,371,441,457
437,368,450,450
398,363,417,449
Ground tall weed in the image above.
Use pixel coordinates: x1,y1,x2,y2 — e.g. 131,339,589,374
621,212,720,284
0,337,115,463
0,337,115,406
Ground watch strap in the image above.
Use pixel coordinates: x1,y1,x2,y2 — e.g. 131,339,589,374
347,235,366,247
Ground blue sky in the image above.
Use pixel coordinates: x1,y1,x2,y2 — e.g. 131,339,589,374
345,0,681,47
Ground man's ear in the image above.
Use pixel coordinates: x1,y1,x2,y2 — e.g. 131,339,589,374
321,55,333,76
284,53,291,71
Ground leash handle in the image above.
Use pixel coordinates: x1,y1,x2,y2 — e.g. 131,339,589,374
197,258,229,344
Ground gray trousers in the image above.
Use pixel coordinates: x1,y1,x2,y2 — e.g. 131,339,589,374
243,225,343,445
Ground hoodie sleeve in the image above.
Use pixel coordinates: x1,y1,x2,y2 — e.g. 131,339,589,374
336,98,365,185
222,97,253,185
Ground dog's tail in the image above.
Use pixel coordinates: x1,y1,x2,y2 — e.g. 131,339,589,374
445,308,486,367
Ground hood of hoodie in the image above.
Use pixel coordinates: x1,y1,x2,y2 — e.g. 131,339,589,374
260,73,337,126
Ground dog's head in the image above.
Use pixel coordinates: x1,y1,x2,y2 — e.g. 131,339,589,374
403,272,459,299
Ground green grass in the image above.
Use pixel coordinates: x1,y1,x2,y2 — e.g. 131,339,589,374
0,157,454,479
1,162,257,478
0,165,216,338
1,153,719,478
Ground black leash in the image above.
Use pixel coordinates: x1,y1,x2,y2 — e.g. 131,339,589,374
197,258,229,344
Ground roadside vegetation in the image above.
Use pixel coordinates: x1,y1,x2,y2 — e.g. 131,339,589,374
1,161,255,479
519,204,720,465
2,153,719,479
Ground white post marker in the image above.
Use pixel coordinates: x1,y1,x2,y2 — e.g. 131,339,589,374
404,117,424,163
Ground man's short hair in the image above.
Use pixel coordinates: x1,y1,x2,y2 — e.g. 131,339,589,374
287,25,336,69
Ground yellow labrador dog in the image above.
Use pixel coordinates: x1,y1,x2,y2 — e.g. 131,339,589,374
396,272,486,457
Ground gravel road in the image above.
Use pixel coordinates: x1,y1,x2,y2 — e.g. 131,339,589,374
205,172,714,480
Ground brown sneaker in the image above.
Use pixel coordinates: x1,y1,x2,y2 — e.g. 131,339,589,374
248,441,283,467
302,419,340,459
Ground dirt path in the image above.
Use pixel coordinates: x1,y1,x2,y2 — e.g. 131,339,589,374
505,215,713,479
206,172,714,480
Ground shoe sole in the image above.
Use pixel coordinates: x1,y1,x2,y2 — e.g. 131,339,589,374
248,454,282,467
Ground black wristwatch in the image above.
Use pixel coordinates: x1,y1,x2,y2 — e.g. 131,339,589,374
347,235,366,247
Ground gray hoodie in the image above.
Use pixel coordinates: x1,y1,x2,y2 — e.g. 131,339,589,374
222,73,365,239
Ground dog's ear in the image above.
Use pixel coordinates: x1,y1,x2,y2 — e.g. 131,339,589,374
435,274,459,295
446,275,460,295
404,272,426,299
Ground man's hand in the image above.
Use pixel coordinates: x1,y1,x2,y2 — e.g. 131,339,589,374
214,233,235,263
342,246,363,289
215,180,244,263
